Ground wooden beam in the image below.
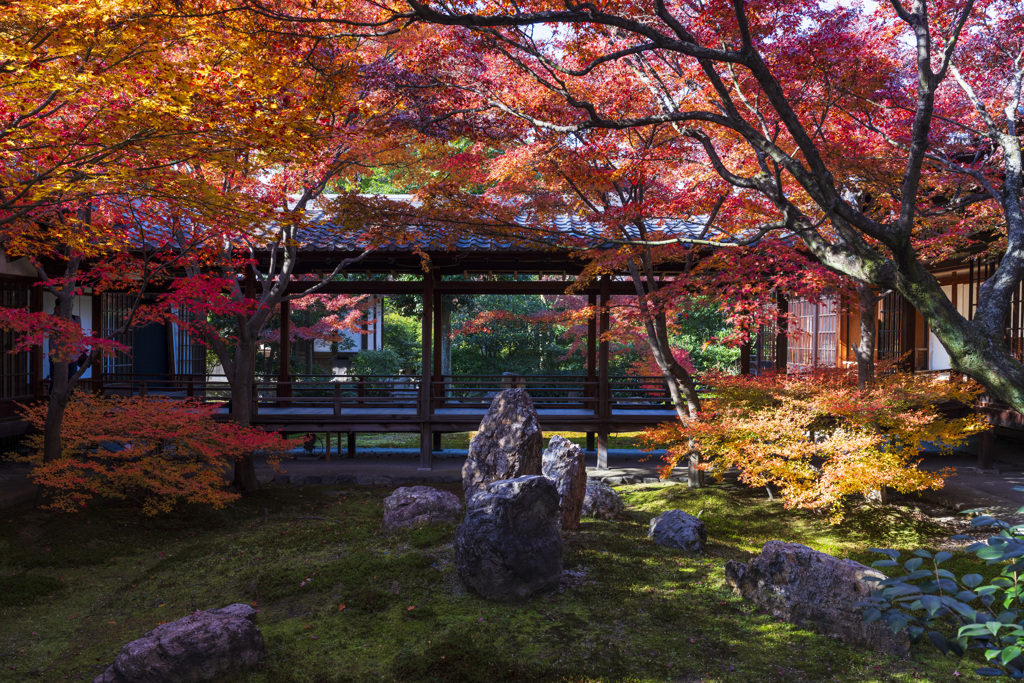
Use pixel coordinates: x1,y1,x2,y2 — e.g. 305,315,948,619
282,279,654,297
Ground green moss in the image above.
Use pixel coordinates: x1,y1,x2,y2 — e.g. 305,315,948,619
0,482,991,682
0,573,64,606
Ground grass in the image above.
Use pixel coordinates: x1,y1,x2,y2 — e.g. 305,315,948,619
0,480,993,682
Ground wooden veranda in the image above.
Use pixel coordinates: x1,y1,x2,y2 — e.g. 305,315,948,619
14,236,693,468
73,370,679,470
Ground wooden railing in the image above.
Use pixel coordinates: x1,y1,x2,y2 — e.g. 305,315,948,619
37,372,682,421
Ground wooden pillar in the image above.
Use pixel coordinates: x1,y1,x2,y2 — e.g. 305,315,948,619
278,299,292,399
587,291,597,410
586,432,595,452
419,272,434,470
901,296,917,372
347,432,356,459
597,431,609,470
91,293,102,391
324,432,331,462
433,288,444,409
739,342,751,375
32,285,44,398
775,291,789,373
597,276,611,469
978,426,994,470
432,432,443,451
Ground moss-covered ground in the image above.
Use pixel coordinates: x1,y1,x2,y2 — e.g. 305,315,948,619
0,480,990,682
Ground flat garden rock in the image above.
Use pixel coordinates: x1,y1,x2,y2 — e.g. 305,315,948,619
454,475,563,601
648,509,706,553
724,541,909,658
462,388,543,497
582,481,625,519
541,435,587,529
94,604,264,683
382,485,462,531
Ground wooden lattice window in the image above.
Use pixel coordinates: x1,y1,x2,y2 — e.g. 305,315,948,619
752,321,777,374
0,280,33,399
101,292,134,379
877,290,907,368
174,308,205,376
787,297,838,370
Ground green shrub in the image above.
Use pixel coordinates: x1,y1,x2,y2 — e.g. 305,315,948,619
350,348,403,377
861,499,1024,678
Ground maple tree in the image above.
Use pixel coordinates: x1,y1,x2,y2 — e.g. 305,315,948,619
249,0,1024,414
1,1,434,494
17,393,289,515
647,368,986,519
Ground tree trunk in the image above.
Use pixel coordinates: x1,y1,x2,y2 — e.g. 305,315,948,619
228,344,260,492
896,263,1024,411
855,281,877,390
36,374,73,508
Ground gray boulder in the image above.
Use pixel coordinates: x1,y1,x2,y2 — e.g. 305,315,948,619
94,604,264,683
542,435,587,529
649,509,706,553
454,476,563,601
582,480,625,519
724,541,909,658
462,388,543,497
382,485,462,531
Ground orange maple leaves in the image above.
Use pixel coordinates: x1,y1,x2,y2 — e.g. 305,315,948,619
18,394,290,515
648,368,987,520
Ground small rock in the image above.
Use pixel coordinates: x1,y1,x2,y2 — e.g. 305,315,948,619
724,541,909,657
94,604,264,683
454,476,562,601
542,435,587,529
581,480,624,519
462,388,543,497
649,509,706,553
382,486,463,531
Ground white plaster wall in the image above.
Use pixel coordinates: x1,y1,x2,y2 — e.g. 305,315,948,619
0,251,37,277
41,291,93,379
928,285,953,371
312,297,382,352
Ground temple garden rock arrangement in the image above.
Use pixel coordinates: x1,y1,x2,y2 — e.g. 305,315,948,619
541,435,587,529
648,509,707,553
582,480,625,519
462,388,543,497
724,541,910,658
454,475,563,601
382,485,462,531
94,604,264,683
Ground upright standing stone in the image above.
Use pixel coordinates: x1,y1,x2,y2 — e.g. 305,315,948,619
462,388,542,497
542,435,587,529
724,541,910,657
454,476,563,601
